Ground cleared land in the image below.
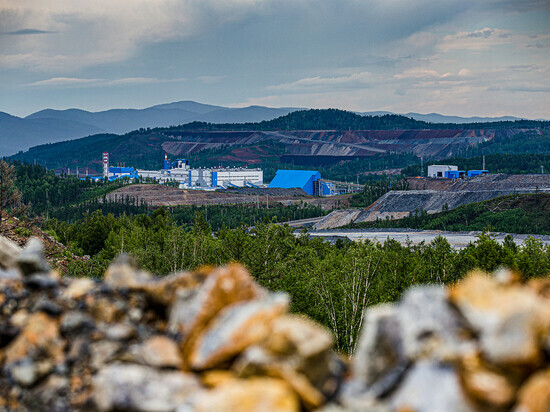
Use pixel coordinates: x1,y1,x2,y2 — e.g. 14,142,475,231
105,184,352,208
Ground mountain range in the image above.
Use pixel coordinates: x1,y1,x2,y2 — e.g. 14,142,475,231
0,100,532,156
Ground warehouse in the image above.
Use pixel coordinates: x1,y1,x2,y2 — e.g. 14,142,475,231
268,170,335,196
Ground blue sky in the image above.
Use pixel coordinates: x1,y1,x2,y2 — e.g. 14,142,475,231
0,0,549,118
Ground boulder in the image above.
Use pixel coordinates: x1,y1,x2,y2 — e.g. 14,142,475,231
0,236,21,269
16,237,49,276
178,377,299,412
189,293,289,370
449,272,550,367
93,363,201,412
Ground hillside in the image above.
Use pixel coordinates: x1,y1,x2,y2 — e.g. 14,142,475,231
349,192,550,235
0,101,299,156
10,109,549,173
315,174,550,230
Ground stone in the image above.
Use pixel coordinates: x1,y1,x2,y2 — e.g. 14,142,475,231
189,293,289,370
178,377,300,412
9,358,38,386
102,323,136,341
90,341,121,370
60,311,95,335
516,368,550,412
265,314,334,359
16,237,49,276
449,271,550,367
140,270,207,306
128,335,183,368
233,314,340,408
398,286,470,362
353,305,407,397
458,352,518,409
0,236,22,269
389,361,478,412
168,264,263,341
0,268,22,280
93,363,201,412
23,273,58,289
103,254,152,289
4,312,64,367
63,278,95,300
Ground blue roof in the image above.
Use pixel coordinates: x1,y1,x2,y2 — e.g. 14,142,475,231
269,170,321,195
109,167,135,173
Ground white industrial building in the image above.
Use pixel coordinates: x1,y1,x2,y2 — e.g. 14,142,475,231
427,165,458,178
136,155,263,189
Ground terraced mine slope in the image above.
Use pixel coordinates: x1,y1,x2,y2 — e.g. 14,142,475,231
163,128,533,159
315,174,550,229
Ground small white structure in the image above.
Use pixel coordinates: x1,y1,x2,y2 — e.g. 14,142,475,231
428,165,458,178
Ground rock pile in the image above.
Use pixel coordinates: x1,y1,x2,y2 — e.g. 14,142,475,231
1,235,550,411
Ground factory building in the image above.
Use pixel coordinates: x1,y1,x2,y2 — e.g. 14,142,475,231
268,170,335,196
136,154,263,189
427,164,489,179
427,165,458,178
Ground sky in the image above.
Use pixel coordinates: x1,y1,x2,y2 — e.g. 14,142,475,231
0,0,549,118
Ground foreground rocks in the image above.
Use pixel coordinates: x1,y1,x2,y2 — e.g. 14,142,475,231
1,236,550,411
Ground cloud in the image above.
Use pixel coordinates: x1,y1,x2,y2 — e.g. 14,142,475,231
268,72,372,91
3,28,55,35
26,77,185,87
0,0,276,71
26,77,102,87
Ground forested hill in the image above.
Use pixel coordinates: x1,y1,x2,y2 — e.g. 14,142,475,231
10,109,550,172
164,109,549,132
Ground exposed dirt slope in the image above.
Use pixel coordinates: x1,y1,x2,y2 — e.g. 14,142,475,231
162,129,534,161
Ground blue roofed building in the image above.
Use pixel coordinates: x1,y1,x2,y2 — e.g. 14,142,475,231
268,170,323,195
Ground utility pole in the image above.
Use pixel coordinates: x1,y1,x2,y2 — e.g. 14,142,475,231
482,155,486,170
266,194,269,209
420,157,424,178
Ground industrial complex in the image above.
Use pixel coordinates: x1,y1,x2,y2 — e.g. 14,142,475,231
92,152,362,196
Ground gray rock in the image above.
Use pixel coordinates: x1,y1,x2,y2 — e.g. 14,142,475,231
353,305,407,397
60,311,94,335
0,236,22,269
17,237,49,276
0,267,22,280
398,286,469,362
93,363,201,412
10,359,38,387
103,253,152,289
389,361,477,412
90,341,121,370
24,273,58,289
102,323,136,341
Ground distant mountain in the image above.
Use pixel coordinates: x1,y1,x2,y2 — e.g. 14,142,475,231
361,111,524,124
1,99,542,156
0,111,104,157
0,101,301,156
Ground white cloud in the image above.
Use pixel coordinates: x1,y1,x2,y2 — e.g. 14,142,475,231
26,77,102,86
0,0,275,71
25,76,185,87
267,72,372,91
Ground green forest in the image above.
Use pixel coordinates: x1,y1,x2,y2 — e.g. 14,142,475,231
45,210,550,353
3,160,550,353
